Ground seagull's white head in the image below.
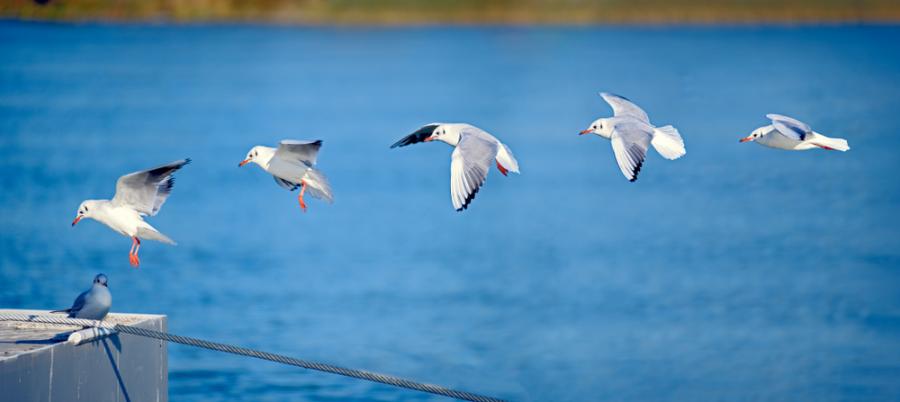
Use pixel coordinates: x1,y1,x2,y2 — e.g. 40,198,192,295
739,126,768,143
238,146,274,168
580,118,612,138
424,124,462,146
72,200,101,226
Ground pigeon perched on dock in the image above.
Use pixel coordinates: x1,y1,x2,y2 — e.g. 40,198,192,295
52,274,111,321
72,159,190,267
239,140,333,212
580,92,686,182
739,114,850,151
391,123,520,211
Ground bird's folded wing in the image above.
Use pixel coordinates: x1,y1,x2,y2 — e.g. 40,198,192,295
275,140,322,166
601,92,650,123
67,291,88,316
767,114,811,141
112,159,190,216
450,134,498,211
390,124,440,148
610,124,652,182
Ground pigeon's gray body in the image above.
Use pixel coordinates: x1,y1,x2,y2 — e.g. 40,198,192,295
53,274,111,320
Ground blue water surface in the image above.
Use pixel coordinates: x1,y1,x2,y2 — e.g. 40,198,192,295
1,21,900,401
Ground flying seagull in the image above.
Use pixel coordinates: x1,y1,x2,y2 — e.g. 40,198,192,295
72,159,190,268
391,123,519,211
51,273,111,321
239,140,333,212
739,114,850,151
580,92,686,182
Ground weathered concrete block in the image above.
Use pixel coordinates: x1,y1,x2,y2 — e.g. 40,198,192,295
0,309,167,402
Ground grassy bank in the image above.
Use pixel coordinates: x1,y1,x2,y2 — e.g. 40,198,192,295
2,0,900,25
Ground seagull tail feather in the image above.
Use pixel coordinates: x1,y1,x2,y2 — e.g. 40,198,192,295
137,227,176,245
810,133,850,152
304,169,334,203
651,125,686,160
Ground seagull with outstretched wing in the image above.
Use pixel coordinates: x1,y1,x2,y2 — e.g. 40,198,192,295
740,114,850,151
72,159,190,267
391,123,519,211
580,92,686,182
239,140,333,212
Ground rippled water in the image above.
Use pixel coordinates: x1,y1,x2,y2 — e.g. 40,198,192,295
2,22,900,401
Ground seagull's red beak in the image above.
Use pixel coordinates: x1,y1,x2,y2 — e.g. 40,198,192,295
71,216,81,226
739,136,753,143
579,129,592,135
423,135,435,142
238,159,250,167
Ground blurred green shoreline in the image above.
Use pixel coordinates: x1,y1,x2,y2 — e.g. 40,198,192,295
2,0,900,25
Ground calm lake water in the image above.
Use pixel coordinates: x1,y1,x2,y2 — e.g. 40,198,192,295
2,21,900,401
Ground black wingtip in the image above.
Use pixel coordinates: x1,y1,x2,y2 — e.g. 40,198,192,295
603,92,631,101
390,124,440,149
456,185,480,212
629,161,643,182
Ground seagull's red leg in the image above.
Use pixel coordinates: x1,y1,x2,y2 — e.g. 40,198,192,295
496,160,509,176
298,181,308,213
128,238,135,264
129,237,141,268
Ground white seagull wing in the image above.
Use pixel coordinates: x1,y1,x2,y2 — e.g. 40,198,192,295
767,114,811,141
601,92,650,123
610,124,652,182
112,159,190,216
275,139,322,166
450,133,498,211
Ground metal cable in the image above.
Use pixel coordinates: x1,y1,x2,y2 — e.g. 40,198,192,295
0,313,505,402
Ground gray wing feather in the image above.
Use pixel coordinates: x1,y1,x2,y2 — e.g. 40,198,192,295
112,159,190,216
450,134,498,211
767,114,811,141
275,140,322,166
601,92,650,123
67,291,88,316
610,124,652,182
